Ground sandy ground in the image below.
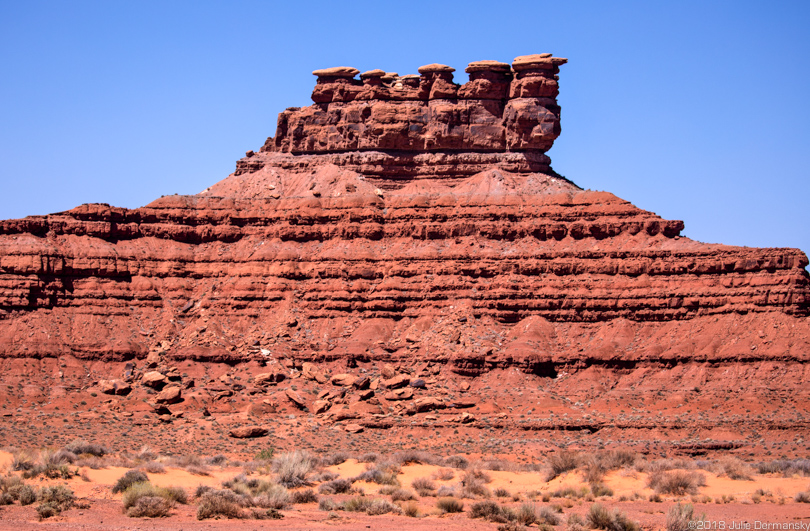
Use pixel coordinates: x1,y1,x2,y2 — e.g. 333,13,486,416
3,451,810,530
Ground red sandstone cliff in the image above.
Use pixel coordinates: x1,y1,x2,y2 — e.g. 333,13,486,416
0,54,808,378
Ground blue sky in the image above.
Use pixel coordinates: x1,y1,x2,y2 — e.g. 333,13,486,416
1,1,808,254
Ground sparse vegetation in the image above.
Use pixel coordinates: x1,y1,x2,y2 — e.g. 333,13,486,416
647,470,706,496
437,496,464,513
587,503,640,531
113,469,149,494
546,451,580,481
667,503,706,531
273,451,315,488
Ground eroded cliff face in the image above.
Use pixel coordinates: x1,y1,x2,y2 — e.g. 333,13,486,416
1,55,809,455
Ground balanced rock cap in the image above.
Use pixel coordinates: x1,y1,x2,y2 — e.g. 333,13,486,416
312,66,360,78
360,69,386,79
512,54,568,71
417,63,456,74
465,60,511,73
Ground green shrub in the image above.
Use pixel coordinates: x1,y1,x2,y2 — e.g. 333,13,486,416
36,485,75,518
255,448,275,461
19,484,37,506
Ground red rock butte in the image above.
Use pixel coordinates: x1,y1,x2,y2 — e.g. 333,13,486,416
1,54,809,456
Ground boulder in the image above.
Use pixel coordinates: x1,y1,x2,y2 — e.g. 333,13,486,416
382,374,410,389
142,371,167,389
344,423,364,434
312,400,331,414
154,385,182,404
254,372,285,385
406,397,445,415
384,388,413,401
285,389,307,410
229,426,269,438
330,373,355,387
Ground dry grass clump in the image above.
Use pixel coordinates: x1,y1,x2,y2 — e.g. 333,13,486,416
393,450,441,466
667,503,706,531
433,467,456,481
318,478,353,495
412,476,437,496
290,489,318,504
538,504,562,525
253,485,290,510
222,473,288,509
358,452,379,463
167,455,210,476
436,496,464,513
587,503,640,531
546,451,580,481
460,477,491,499
138,461,167,474
389,488,417,501
647,470,706,496
273,451,315,488
122,482,188,514
583,450,637,484
402,499,420,517
12,449,77,480
352,462,400,486
494,487,511,498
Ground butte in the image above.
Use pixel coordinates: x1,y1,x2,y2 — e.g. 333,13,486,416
0,54,808,457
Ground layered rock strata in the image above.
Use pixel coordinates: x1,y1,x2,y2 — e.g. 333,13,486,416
0,56,809,455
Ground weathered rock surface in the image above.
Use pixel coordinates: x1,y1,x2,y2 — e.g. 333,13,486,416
229,426,268,438
0,55,809,454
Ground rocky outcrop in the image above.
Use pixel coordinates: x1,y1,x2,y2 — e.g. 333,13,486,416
0,53,807,376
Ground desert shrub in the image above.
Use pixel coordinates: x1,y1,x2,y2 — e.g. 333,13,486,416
582,450,636,484
402,499,420,517
366,498,402,515
648,470,706,496
255,448,275,461
433,467,456,480
273,451,315,488
36,485,75,518
343,496,372,512
161,486,188,504
319,498,339,511
312,470,338,482
64,439,108,457
49,449,78,465
253,485,290,509
591,483,614,497
139,461,166,474
389,488,417,501
795,491,810,503
667,503,706,531
757,459,810,476
0,474,24,499
445,455,470,469
196,489,246,519
494,487,511,498
122,482,188,510
498,523,528,531
12,451,35,471
718,457,753,481
516,502,538,525
320,452,350,466
437,485,457,497
639,458,694,474
437,496,464,513
195,484,213,498
568,513,587,530
412,476,436,495
393,450,439,466
550,486,590,499
0,492,12,505
19,484,37,506
587,503,639,531
206,454,229,466
113,469,149,494
460,477,491,499
463,468,492,484
291,489,318,504
546,451,580,481
470,500,509,522
538,505,561,525
353,467,399,486
358,452,379,463
127,496,173,518
318,478,353,495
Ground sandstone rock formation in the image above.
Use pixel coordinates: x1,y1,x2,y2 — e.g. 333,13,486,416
0,54,809,456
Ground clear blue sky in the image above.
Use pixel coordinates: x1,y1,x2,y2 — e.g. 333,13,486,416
2,1,808,254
